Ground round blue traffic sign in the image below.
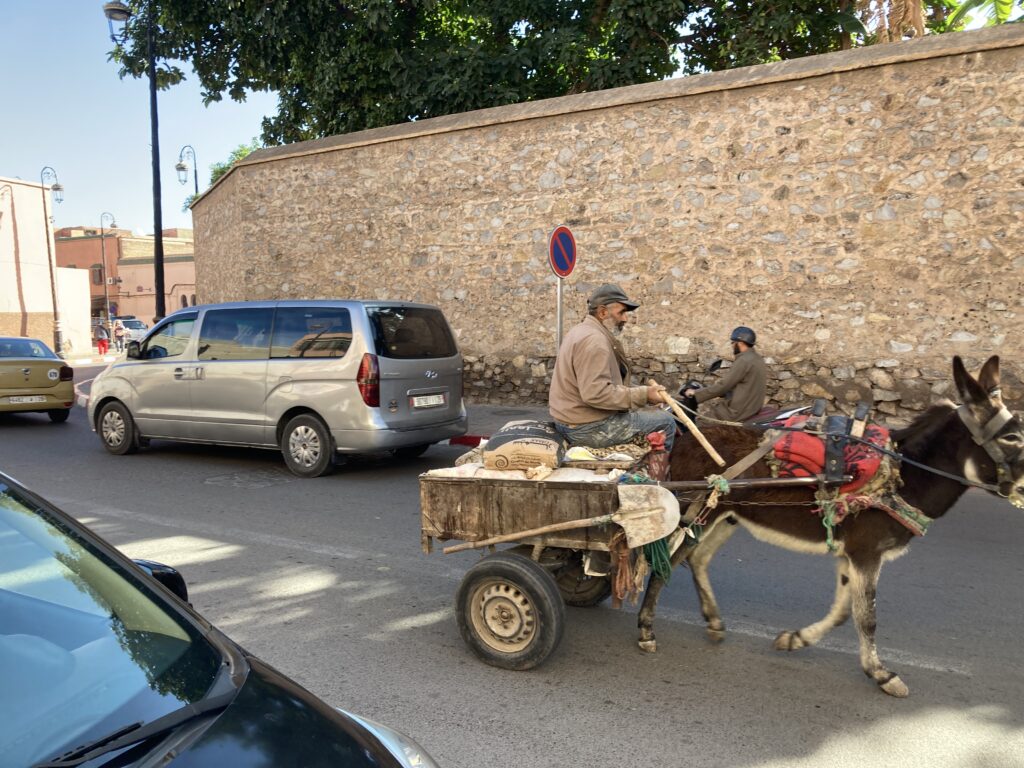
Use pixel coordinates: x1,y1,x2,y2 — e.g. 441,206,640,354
548,226,576,279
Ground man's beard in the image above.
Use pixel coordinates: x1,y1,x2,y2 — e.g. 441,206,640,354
602,316,625,336
732,343,741,356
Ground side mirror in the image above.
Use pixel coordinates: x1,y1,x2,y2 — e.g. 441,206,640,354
133,558,189,603
126,341,140,359
707,358,724,374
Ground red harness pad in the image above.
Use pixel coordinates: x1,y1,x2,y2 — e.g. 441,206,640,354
773,416,889,493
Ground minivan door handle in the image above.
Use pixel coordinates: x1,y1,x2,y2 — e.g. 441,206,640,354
173,367,187,380
194,366,204,380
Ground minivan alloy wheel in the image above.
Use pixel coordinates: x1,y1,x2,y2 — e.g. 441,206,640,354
289,425,322,468
101,410,126,447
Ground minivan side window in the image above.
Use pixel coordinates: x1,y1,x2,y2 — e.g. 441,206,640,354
140,316,196,359
197,308,274,361
270,307,353,359
368,307,457,359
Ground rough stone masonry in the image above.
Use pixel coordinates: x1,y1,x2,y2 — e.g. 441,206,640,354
193,25,1024,422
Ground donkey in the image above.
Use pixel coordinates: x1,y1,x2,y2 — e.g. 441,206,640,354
639,355,1024,696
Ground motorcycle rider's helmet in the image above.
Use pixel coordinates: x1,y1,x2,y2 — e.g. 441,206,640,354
730,326,756,346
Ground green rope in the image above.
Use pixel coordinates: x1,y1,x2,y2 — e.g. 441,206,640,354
707,475,731,495
815,491,839,552
643,536,673,582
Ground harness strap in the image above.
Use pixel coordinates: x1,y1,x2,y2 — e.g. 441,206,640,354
684,431,779,521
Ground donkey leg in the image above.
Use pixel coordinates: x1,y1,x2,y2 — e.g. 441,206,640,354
774,556,852,651
636,516,735,652
687,515,739,643
848,556,908,697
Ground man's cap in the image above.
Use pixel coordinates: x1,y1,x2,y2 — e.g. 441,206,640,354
587,283,640,311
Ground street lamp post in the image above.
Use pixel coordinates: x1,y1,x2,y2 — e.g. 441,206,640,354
39,166,65,356
100,212,116,337
104,0,165,320
176,145,198,197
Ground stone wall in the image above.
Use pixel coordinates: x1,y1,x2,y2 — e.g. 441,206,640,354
192,26,1024,420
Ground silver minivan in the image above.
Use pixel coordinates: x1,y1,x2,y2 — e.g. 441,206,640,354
88,300,467,477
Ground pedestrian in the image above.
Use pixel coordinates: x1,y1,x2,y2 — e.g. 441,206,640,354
113,319,126,352
684,326,767,422
548,283,676,452
94,323,110,356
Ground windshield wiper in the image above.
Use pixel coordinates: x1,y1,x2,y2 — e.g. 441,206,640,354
31,688,237,768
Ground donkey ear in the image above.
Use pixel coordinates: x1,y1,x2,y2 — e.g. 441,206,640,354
977,356,1002,404
952,355,988,406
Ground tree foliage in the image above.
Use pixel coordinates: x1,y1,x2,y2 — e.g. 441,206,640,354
110,1,957,147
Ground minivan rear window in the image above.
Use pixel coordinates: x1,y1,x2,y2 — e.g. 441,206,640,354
271,307,353,359
368,307,457,359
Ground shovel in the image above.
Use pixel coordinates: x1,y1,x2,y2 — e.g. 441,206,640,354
442,484,681,553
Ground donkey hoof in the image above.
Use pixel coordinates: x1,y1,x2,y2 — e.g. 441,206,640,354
773,630,806,652
638,639,658,654
879,675,909,698
706,627,726,644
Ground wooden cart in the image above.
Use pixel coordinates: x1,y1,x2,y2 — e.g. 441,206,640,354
420,472,662,670
421,469,834,670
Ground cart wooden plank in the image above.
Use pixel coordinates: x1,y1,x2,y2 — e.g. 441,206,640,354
420,474,621,554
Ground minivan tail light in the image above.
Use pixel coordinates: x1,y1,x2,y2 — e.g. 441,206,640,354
357,353,379,407
59,365,74,382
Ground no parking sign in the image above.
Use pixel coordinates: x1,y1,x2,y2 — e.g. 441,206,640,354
548,225,576,278
548,225,577,350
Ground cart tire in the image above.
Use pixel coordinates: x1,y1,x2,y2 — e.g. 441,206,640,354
555,555,612,608
456,552,565,670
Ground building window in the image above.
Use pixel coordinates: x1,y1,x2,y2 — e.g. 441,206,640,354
91,265,103,285
181,295,189,308
191,294,197,306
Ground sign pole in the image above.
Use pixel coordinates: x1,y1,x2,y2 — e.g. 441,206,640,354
556,278,563,351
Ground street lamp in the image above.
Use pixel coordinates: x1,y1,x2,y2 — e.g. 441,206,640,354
104,0,165,320
39,166,65,356
176,144,198,196
100,212,116,337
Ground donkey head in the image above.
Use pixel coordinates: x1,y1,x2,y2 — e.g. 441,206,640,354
953,355,1024,508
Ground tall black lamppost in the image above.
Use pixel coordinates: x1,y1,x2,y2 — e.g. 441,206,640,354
104,0,165,320
39,166,65,356
176,144,198,196
100,212,117,336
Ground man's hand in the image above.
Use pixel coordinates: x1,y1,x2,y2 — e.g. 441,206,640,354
646,383,667,404
684,389,696,398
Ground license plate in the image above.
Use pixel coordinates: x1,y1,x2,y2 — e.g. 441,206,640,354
9,395,46,404
412,394,445,409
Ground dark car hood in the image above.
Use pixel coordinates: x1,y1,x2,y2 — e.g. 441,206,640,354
169,656,399,767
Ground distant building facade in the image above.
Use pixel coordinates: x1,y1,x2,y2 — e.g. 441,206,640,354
55,227,196,325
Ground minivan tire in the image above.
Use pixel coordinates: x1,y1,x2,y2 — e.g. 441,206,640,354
98,401,140,455
281,414,336,478
47,409,71,423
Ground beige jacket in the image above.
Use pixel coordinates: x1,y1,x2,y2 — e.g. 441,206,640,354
549,315,648,425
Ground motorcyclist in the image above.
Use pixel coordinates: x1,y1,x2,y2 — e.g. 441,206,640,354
684,326,766,423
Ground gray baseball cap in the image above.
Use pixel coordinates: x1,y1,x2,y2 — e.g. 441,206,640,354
588,283,640,311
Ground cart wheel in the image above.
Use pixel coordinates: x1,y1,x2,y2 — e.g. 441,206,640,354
456,552,565,670
555,554,612,608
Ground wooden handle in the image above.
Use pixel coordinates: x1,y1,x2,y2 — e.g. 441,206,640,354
443,514,612,554
649,379,727,467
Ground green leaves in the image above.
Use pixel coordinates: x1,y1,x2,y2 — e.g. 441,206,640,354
108,1,996,147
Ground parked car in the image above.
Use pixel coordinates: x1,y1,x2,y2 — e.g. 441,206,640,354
88,301,467,477
0,336,74,422
115,317,149,343
0,469,440,767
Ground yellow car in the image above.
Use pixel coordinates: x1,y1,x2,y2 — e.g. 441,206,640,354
0,336,75,422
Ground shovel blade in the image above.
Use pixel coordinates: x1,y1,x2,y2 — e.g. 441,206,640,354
614,485,681,548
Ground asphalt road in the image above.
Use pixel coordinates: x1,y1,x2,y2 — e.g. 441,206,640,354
2,365,1023,768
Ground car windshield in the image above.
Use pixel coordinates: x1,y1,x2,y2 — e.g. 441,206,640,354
123,320,146,330
0,480,223,766
0,338,58,359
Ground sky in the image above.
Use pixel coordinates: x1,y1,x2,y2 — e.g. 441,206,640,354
0,1,278,235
